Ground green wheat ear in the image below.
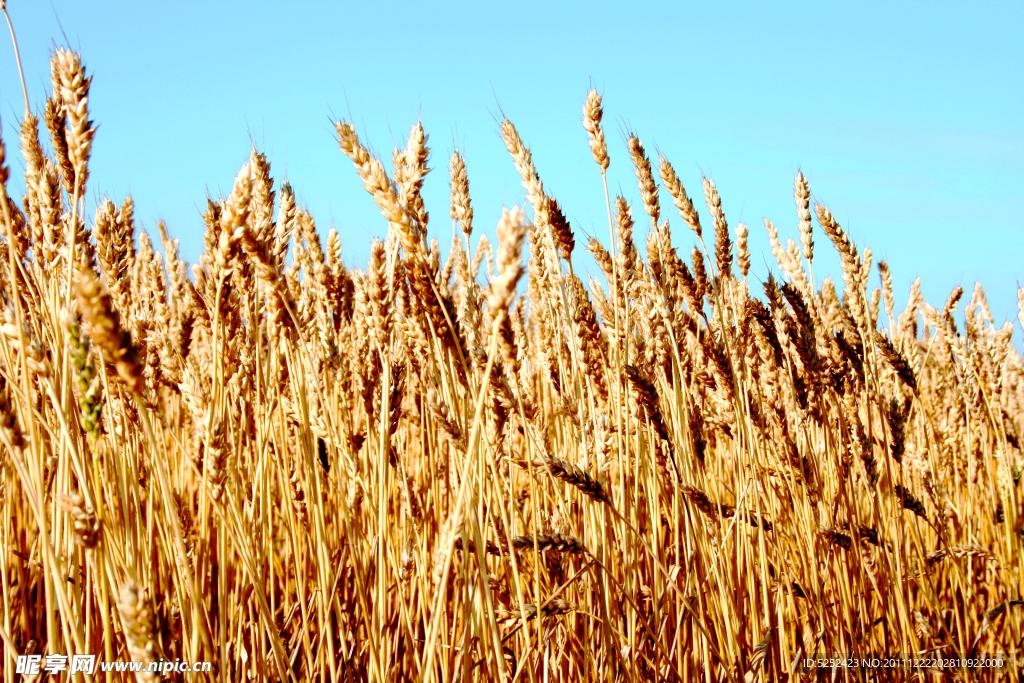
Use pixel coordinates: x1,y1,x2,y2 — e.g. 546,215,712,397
64,308,103,442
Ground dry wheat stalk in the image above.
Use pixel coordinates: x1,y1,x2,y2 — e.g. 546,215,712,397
0,36,1019,683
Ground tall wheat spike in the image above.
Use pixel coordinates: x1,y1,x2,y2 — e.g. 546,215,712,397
0,35,1020,683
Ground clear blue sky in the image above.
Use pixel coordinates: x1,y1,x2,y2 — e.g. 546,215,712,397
2,1,1022,326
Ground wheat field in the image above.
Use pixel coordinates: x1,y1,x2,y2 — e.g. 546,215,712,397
0,34,1022,683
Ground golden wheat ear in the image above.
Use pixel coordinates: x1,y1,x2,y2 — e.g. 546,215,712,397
3,25,1021,678
74,268,148,400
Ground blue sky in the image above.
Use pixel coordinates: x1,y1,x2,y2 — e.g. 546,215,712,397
2,1,1021,326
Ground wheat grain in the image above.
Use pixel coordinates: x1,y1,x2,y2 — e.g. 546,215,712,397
0,36,1019,682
